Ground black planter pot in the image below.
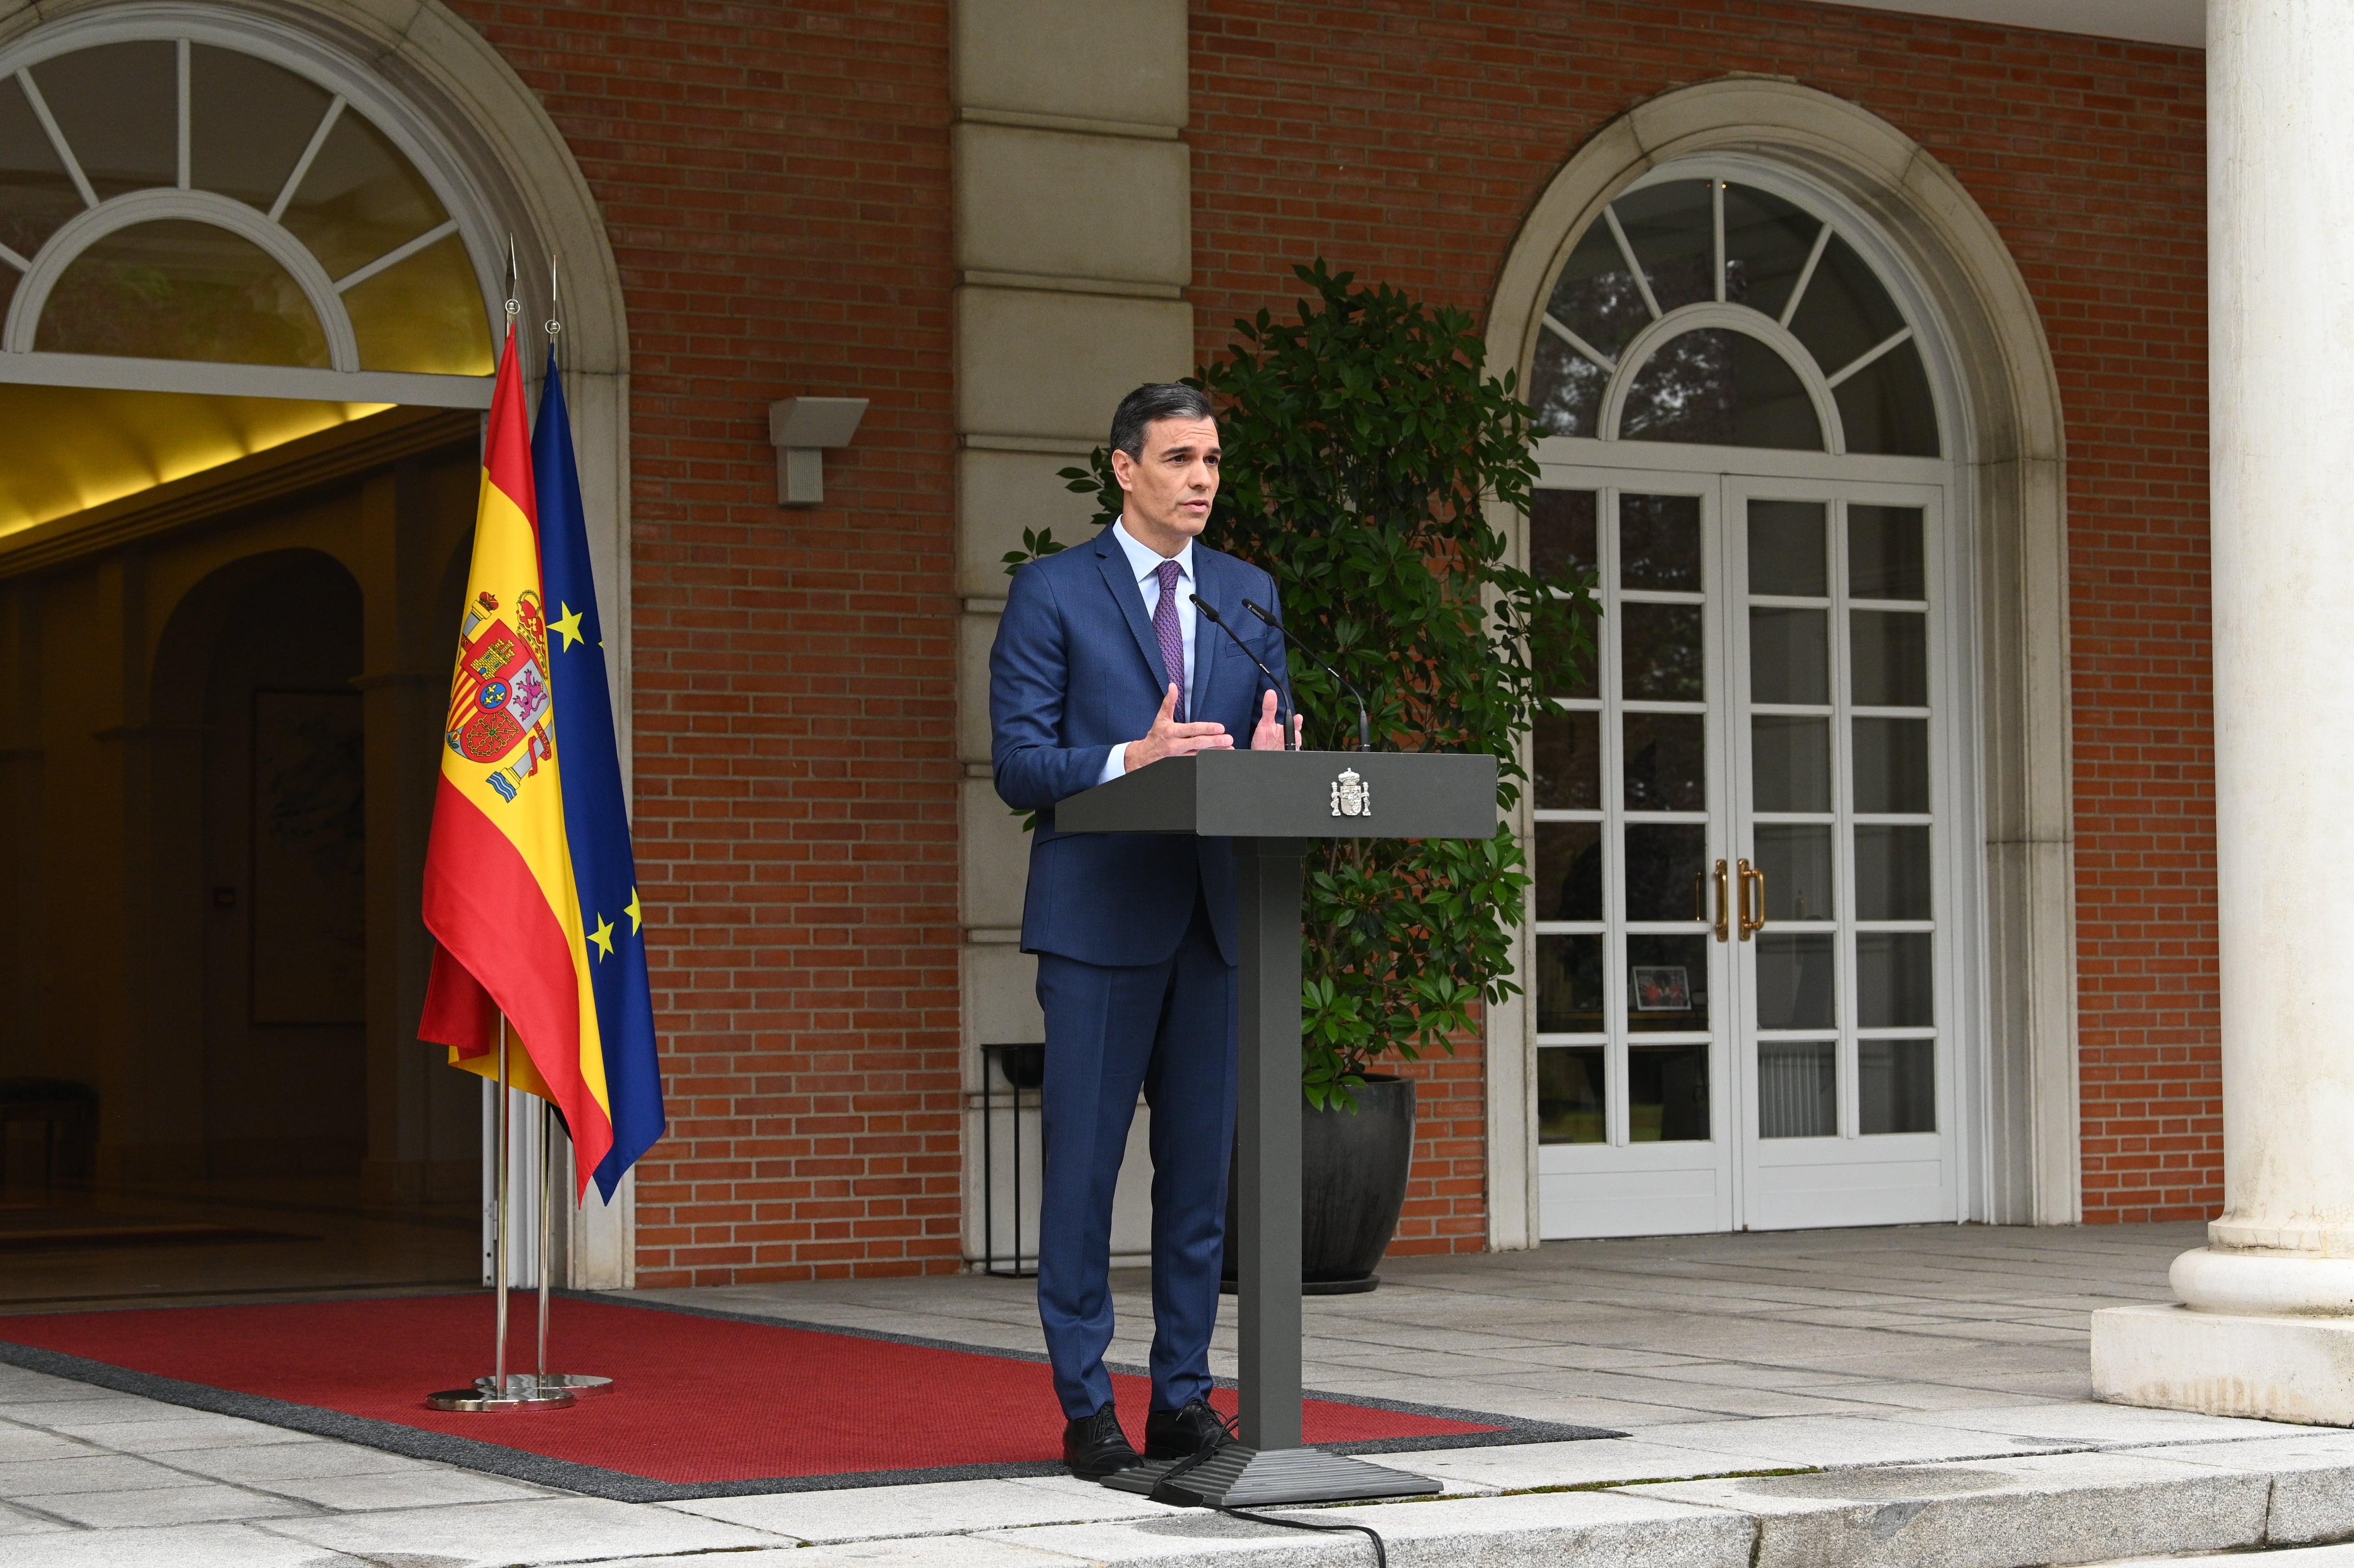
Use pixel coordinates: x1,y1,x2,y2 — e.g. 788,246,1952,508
1220,1074,1416,1296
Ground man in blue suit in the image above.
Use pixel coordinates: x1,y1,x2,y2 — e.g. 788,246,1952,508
990,383,1294,1477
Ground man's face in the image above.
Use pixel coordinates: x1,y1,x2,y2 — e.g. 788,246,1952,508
1111,415,1220,552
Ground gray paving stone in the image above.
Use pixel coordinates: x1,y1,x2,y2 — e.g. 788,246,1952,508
25,1482,317,1528
586,1537,1094,1566
992,1488,1754,1567
2094,1548,2354,1567
0,1499,73,1536
0,1453,202,1497
1473,1344,1716,1372
156,1441,453,1483
2118,1430,2354,1545
36,1413,319,1452
245,1467,555,1510
1900,1400,2301,1446
0,1425,90,1461
1623,1362,1899,1393
1309,1348,1552,1379
0,1521,374,1566
263,1495,794,1565
1625,1450,2269,1568
1374,1435,1797,1492
1632,1413,2077,1467
1795,1382,2071,1413
0,1371,112,1404
668,1475,1180,1541
0,1395,162,1426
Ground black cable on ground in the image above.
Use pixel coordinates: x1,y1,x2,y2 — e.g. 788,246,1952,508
1219,1506,1387,1567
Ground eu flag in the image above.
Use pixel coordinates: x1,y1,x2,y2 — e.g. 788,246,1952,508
534,349,665,1199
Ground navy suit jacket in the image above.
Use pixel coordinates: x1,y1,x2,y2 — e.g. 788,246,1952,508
990,526,1291,968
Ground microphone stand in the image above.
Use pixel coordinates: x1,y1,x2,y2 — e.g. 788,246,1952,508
1242,599,1373,751
1190,594,1297,750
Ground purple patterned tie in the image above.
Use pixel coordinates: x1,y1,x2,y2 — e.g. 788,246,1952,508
1153,558,1187,722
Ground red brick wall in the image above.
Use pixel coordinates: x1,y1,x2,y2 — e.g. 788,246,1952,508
452,0,967,1283
444,0,2216,1278
1385,1045,1488,1252
1186,0,2216,1226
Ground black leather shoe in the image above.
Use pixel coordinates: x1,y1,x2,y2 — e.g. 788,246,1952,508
1062,1403,1142,1479
1145,1397,1237,1460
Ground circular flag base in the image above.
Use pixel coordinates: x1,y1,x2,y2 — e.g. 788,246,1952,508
426,1383,577,1413
528,1373,614,1395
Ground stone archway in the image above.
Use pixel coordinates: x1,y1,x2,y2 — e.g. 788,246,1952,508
0,0,637,1283
145,549,368,1183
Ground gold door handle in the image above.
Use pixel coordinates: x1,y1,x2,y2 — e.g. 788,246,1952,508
1711,858,1731,943
1738,858,1766,940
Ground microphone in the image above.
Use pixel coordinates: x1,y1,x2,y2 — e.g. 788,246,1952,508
1244,598,1373,752
1189,593,1297,751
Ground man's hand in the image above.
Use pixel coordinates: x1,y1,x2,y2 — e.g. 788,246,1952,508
1250,688,1304,752
1123,684,1234,772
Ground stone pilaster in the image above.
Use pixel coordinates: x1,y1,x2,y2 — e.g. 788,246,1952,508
952,0,1194,1264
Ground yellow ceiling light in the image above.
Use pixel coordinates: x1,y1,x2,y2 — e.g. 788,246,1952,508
0,385,389,538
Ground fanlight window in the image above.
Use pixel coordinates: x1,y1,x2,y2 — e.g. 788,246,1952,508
1528,179,1940,458
0,38,491,378
0,32,495,537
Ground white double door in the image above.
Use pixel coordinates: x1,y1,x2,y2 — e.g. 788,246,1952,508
1531,462,1960,1237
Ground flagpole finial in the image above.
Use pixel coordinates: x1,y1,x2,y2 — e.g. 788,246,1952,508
544,253,563,359
504,236,520,324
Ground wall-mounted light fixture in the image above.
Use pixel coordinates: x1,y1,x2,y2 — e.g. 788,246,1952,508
767,397,869,507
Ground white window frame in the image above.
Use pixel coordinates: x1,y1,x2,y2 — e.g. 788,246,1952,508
0,16,500,411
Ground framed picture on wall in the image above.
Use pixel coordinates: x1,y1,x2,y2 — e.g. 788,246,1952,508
1631,964,1693,1013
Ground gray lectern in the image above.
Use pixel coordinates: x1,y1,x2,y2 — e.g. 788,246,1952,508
1057,748,1498,1508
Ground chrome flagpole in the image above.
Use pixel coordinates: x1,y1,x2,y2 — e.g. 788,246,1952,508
427,1017,573,1412
496,1021,509,1391
522,258,611,1403
532,1101,612,1396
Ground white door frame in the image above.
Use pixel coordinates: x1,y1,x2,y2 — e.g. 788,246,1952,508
1485,81,2076,1247
1527,439,1978,1238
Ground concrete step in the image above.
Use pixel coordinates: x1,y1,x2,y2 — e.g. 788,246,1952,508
914,1435,2354,1568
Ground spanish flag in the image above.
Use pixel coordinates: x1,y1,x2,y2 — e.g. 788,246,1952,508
417,324,614,1192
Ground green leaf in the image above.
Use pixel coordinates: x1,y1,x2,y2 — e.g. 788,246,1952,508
1198,258,1599,1089
1001,526,1070,577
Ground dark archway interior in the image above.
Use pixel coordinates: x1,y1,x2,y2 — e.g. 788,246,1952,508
0,424,486,1310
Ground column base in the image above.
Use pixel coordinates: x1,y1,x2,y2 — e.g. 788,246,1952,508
2093,1303,2354,1426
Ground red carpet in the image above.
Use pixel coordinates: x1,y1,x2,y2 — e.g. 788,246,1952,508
0,1293,1575,1495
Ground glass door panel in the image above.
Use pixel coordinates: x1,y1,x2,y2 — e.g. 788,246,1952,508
1534,478,1734,1237
1535,466,1957,1239
1728,478,1951,1231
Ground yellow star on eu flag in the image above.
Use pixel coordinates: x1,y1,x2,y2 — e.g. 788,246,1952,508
625,888,643,933
551,603,586,650
588,914,616,960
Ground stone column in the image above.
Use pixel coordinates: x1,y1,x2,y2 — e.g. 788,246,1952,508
2091,0,2354,1423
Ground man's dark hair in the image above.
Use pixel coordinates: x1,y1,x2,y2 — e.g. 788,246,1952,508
1109,383,1215,462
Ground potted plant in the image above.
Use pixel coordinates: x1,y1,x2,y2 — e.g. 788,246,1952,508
1022,262,1596,1289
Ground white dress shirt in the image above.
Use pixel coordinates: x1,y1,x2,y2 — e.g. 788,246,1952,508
1098,517,1197,782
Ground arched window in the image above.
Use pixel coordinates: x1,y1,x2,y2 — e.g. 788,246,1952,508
1528,178,1940,458
0,25,496,534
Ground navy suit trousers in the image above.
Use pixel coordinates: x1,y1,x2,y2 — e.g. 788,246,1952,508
1034,895,1237,1419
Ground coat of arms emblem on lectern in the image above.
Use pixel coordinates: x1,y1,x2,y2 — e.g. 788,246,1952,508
1330,767,1370,818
